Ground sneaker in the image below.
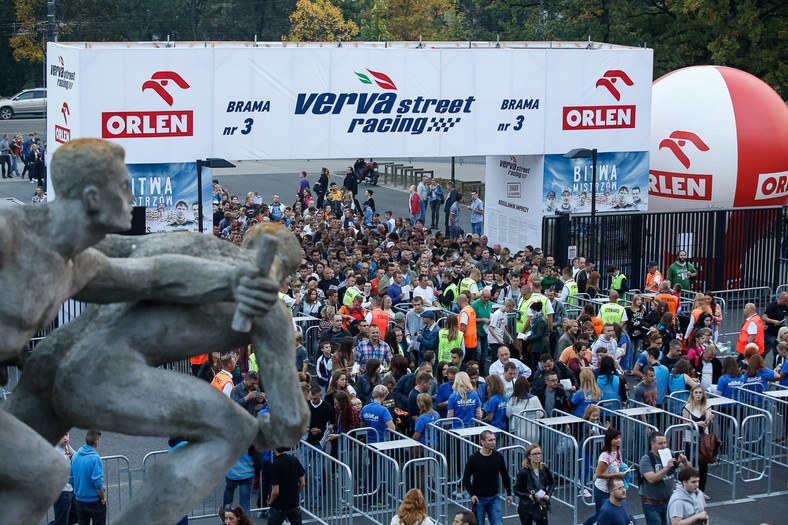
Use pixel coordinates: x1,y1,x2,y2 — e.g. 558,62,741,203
256,510,267,519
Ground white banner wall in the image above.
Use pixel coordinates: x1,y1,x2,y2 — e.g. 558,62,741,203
47,44,652,163
485,155,544,250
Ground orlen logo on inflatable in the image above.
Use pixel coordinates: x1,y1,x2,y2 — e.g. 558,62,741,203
102,71,193,138
755,171,788,201
649,66,788,210
563,70,636,130
649,131,712,201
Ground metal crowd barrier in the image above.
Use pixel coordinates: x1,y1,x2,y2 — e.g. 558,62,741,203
666,391,773,501
143,441,354,524
708,286,772,342
738,385,788,469
304,324,323,362
509,410,607,525
624,399,700,458
100,455,133,523
337,426,448,525
424,418,526,523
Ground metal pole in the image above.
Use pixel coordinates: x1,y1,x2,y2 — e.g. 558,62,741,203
196,161,204,233
590,148,597,263
451,156,455,183
47,0,56,42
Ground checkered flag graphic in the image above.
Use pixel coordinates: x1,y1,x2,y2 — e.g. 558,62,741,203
427,117,461,132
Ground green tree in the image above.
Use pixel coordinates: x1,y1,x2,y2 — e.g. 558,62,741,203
286,0,359,41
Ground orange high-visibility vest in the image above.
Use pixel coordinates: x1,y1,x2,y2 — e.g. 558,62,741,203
645,270,663,292
211,371,233,394
370,309,389,340
460,305,478,348
736,315,764,355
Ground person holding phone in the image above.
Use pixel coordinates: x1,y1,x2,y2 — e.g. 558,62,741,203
583,427,628,525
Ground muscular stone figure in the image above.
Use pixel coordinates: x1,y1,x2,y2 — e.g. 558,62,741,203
7,225,309,525
0,139,295,523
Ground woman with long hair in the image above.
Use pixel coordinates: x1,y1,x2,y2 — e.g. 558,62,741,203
687,327,712,367
683,384,713,497
437,313,464,363
482,374,509,430
221,503,253,525
390,488,433,525
197,351,222,383
669,357,700,394
325,370,357,407
585,271,602,298
507,377,544,443
582,427,627,525
624,293,648,367
514,444,554,525
388,354,411,382
564,341,592,377
683,293,710,338
596,355,625,402
356,358,382,404
571,369,602,418
657,312,676,354
300,285,323,317
447,371,482,428
332,336,356,378
706,293,722,342
612,322,632,372
328,390,361,443
745,353,777,391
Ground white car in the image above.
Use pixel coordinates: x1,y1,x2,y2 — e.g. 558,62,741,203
0,88,46,119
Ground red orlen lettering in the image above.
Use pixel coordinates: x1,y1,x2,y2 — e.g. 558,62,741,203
648,170,712,201
101,111,193,138
54,125,71,144
562,105,636,130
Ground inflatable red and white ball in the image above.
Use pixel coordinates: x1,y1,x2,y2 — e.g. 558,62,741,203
649,66,788,210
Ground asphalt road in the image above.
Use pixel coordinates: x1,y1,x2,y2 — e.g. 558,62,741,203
0,115,46,140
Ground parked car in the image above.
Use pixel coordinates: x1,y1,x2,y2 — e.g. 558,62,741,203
0,88,46,119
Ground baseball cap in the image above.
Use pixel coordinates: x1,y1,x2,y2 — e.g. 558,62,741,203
547,191,556,198
561,187,571,195
421,310,436,319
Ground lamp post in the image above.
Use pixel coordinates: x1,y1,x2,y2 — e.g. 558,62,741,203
196,158,235,233
563,148,598,262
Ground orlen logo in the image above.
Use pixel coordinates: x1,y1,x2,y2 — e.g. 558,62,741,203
649,131,712,201
755,170,788,201
563,70,636,130
355,69,397,90
55,102,71,144
102,71,193,139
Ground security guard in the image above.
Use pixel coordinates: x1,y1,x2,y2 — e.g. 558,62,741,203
599,290,627,327
558,267,578,306
606,264,629,295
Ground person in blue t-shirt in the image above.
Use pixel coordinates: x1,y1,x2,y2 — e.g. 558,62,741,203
360,384,395,443
412,393,441,446
481,374,509,430
447,371,482,428
572,369,602,417
435,367,458,418
776,343,788,387
596,479,636,525
743,353,776,393
715,356,747,403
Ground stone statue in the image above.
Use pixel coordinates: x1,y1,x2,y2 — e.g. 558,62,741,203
0,138,308,524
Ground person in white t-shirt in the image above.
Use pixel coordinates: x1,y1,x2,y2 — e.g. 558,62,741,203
412,273,436,306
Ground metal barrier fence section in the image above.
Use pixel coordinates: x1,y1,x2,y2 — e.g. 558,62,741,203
542,206,785,293
706,287,773,345
743,385,788,469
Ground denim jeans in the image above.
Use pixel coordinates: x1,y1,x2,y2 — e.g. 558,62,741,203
268,506,303,525
430,201,441,227
642,500,668,525
299,444,324,503
223,477,253,516
472,221,483,236
75,499,106,525
764,333,777,365
420,200,427,222
50,490,77,525
474,494,502,525
582,485,608,525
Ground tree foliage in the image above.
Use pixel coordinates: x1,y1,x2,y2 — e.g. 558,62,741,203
0,0,784,95
286,0,359,42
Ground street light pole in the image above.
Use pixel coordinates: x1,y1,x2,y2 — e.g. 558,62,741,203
563,147,599,262
196,158,235,233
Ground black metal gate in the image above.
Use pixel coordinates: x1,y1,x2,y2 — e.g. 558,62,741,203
542,206,786,292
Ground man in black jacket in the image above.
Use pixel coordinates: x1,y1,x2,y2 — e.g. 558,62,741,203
444,181,457,237
530,353,577,392
533,371,571,416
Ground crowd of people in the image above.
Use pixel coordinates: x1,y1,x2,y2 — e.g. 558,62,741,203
50,171,786,525
0,131,47,184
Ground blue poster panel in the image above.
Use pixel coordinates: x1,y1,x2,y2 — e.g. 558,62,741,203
542,151,649,213
127,162,212,233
